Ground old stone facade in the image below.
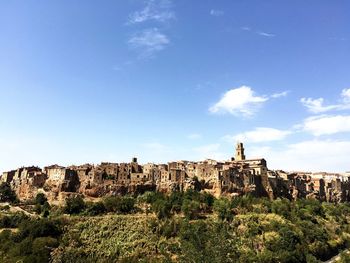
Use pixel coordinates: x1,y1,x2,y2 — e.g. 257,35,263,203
1,143,350,203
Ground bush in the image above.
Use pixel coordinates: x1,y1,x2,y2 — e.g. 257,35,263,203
35,193,47,206
64,196,86,215
182,199,201,220
0,217,62,263
103,196,119,212
103,196,135,214
31,236,59,262
0,213,29,228
213,198,233,221
86,201,106,216
42,202,51,217
0,182,18,203
119,197,135,213
152,199,172,219
18,218,62,239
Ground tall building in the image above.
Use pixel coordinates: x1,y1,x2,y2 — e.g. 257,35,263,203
235,142,245,161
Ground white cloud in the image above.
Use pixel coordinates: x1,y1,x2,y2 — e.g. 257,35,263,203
224,127,291,143
271,90,289,98
301,88,350,113
257,31,275,37
303,115,350,136
342,88,350,102
128,0,175,24
252,140,350,172
210,9,224,16
209,86,268,116
128,28,169,57
241,26,251,31
193,144,226,161
300,98,339,113
187,133,202,140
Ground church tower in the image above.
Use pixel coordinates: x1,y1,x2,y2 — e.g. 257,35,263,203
235,142,246,161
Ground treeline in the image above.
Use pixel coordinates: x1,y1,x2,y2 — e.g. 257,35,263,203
59,189,215,219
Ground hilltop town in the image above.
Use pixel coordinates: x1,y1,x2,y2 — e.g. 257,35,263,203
1,143,350,203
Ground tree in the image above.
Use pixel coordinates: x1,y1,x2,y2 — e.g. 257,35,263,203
169,191,183,213
0,182,17,203
86,201,106,216
41,202,51,217
181,199,201,220
64,196,85,215
213,198,233,221
103,196,121,213
35,193,47,205
102,196,135,214
152,199,172,219
118,197,135,213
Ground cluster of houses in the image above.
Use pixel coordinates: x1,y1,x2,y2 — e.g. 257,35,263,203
1,143,350,202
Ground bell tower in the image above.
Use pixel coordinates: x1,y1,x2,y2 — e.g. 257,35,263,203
235,142,245,161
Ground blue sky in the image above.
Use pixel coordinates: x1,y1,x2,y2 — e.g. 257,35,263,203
0,0,349,172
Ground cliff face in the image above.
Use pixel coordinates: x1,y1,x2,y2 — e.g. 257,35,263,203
2,161,349,204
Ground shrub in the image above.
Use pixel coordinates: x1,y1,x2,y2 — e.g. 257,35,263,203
119,197,135,213
64,196,86,215
0,213,29,228
0,182,18,203
182,199,201,220
86,201,106,216
103,196,135,214
152,199,172,219
213,198,233,221
35,193,47,206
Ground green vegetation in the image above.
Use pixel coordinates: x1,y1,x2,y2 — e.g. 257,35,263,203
2,189,350,262
34,193,51,217
0,183,17,203
64,196,86,214
0,216,62,263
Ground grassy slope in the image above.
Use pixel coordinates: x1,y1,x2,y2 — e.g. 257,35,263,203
51,210,350,263
51,214,176,263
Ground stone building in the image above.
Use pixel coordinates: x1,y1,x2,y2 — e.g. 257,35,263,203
1,170,16,184
1,142,349,203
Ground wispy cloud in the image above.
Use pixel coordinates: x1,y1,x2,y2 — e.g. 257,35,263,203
240,26,275,38
112,66,121,71
128,28,170,58
223,127,291,143
301,88,350,113
241,26,251,31
210,9,224,16
329,37,346,41
271,90,289,98
193,144,226,161
128,0,175,24
257,31,275,37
